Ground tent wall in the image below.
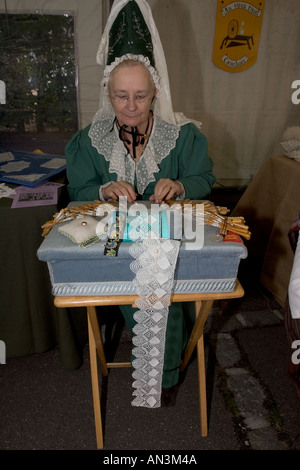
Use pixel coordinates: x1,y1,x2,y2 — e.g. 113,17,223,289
1,0,299,185
148,0,300,185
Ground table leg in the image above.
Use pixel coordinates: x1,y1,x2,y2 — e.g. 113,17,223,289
180,300,213,371
87,311,104,449
180,300,213,436
87,306,108,376
197,333,208,437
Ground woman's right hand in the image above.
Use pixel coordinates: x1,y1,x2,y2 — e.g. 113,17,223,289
101,181,137,202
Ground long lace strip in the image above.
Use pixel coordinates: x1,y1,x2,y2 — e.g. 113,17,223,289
129,238,181,408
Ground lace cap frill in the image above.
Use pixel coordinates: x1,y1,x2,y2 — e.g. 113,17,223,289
88,111,180,195
102,53,160,91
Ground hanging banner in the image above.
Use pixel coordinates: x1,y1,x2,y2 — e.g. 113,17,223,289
213,0,265,72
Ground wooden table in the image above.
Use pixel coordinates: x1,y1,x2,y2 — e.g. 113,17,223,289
55,280,244,449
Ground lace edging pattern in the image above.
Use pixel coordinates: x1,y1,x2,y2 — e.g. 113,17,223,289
129,237,181,407
88,116,180,195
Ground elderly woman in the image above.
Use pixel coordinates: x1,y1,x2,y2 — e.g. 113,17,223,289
65,0,215,407
66,58,214,203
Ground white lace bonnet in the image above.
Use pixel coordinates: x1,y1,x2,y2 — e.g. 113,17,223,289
91,0,192,126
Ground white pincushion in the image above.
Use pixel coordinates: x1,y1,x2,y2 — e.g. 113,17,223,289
58,216,101,247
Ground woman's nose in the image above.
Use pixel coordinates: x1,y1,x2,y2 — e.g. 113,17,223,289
126,97,138,110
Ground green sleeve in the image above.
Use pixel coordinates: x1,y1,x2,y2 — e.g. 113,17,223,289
143,123,216,200
176,124,216,199
65,125,115,201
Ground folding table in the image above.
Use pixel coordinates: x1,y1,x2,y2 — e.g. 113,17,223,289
54,280,244,449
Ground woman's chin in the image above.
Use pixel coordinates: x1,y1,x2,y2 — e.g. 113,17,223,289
122,118,140,128
119,113,147,128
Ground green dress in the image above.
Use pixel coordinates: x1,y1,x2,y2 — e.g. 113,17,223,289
65,118,215,387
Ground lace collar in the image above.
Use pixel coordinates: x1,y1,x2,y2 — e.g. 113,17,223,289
88,114,180,195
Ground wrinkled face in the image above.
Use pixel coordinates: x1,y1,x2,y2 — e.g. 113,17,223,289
108,63,157,129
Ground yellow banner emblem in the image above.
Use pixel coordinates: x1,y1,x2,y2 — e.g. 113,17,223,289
213,0,265,72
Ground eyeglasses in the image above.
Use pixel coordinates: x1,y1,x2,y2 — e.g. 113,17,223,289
110,93,153,105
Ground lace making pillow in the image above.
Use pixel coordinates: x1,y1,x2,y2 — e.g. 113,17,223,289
58,216,106,247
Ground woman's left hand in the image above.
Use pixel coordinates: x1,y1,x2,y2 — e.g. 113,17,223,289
149,179,184,203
